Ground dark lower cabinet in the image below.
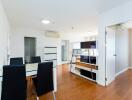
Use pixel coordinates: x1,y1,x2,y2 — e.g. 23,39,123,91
89,56,96,64
80,69,96,80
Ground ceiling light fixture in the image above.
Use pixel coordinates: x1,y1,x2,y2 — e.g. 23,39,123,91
42,20,51,24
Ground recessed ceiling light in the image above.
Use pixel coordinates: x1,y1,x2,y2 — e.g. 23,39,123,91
42,20,51,24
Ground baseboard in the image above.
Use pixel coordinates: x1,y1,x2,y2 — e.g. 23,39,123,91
129,67,132,69
61,61,70,64
115,67,129,77
97,80,106,86
106,77,115,86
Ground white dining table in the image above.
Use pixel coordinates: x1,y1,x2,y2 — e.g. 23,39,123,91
0,63,57,99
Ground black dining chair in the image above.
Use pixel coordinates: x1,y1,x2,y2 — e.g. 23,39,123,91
1,65,27,100
33,62,56,100
10,57,23,65
31,56,41,63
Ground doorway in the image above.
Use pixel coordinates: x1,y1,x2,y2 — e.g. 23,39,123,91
105,23,130,85
24,37,36,63
61,40,69,62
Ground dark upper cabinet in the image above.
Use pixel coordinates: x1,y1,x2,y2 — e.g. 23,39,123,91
81,42,87,48
81,42,90,48
89,41,96,49
81,41,96,49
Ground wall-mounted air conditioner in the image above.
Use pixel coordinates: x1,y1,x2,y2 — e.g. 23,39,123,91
45,30,60,38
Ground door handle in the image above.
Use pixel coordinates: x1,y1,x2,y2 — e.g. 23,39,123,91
113,54,117,56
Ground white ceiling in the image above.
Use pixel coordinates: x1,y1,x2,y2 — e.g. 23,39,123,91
1,0,131,35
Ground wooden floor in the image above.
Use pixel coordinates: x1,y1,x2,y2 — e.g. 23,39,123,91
29,64,132,100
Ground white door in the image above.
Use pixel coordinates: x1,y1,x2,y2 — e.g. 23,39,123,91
115,27,129,75
105,27,116,85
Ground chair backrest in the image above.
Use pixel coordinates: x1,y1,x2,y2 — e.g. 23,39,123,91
1,65,27,100
10,57,23,65
31,56,41,63
36,62,54,96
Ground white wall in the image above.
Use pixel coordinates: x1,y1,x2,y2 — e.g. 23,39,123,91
60,33,85,43
129,29,132,67
98,0,132,86
85,35,97,41
115,26,129,75
0,0,10,67
10,28,61,65
0,1,10,99
60,33,86,62
10,28,89,65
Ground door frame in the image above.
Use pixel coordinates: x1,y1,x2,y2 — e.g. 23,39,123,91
105,27,107,86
